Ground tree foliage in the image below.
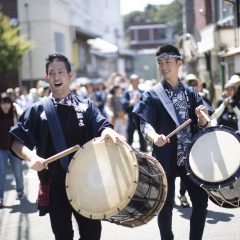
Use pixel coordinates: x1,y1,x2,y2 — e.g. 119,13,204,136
0,11,33,75
123,0,183,35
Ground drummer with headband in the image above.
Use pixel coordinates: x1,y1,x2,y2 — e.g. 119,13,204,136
9,53,126,240
133,44,211,240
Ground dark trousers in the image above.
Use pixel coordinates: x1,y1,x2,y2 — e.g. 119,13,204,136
127,119,147,152
179,180,187,196
49,181,101,240
158,166,208,240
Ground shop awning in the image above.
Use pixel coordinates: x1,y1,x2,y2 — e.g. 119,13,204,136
87,38,118,53
218,47,240,58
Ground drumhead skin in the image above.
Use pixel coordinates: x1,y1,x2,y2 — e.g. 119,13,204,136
188,126,240,183
66,138,139,219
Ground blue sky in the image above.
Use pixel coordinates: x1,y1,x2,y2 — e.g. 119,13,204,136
120,0,174,15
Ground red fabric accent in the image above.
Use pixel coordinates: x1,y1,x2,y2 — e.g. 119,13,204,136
36,180,51,207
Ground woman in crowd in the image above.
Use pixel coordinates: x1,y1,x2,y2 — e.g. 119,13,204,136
0,94,24,208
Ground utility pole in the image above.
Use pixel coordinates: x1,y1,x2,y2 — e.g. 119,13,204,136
236,0,240,47
24,3,33,87
181,0,196,74
182,0,187,35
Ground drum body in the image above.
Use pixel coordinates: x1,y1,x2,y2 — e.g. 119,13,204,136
108,150,167,227
185,126,240,208
66,139,167,227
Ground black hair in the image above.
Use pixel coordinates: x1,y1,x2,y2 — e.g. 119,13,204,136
0,93,14,117
109,85,121,95
45,53,71,74
188,80,198,87
0,94,12,104
156,44,181,57
201,82,207,88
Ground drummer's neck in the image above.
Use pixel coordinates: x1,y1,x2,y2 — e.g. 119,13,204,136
164,77,179,90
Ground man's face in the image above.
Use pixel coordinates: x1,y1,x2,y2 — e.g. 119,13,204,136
157,54,181,81
45,60,72,99
188,80,198,91
131,79,139,89
0,102,11,114
225,87,235,98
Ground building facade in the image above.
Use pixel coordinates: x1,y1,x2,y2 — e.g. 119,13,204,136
193,0,238,92
1,0,125,89
128,23,174,50
127,22,174,80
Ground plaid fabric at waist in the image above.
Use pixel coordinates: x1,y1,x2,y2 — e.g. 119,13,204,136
36,179,52,216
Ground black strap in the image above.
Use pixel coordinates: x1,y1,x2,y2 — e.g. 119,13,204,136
41,97,68,170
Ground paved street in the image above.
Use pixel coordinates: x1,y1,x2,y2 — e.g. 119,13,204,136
1,162,240,240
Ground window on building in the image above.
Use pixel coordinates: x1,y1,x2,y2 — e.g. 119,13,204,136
154,28,167,40
129,24,171,45
138,29,149,41
130,30,136,41
54,32,65,53
217,0,234,26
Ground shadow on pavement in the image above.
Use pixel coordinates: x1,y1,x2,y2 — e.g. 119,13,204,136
174,205,235,224
174,205,191,220
4,197,38,214
206,209,234,224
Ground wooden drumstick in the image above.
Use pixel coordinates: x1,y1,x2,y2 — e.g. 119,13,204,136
200,110,211,123
166,119,192,139
43,144,80,165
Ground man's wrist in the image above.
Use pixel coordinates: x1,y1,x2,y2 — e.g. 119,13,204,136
198,121,208,128
146,131,158,142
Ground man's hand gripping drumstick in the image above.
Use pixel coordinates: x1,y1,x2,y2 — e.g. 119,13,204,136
146,119,192,148
12,128,128,172
11,139,81,171
195,105,211,127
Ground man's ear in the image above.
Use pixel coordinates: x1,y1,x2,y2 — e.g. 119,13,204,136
69,71,74,78
177,60,182,67
44,75,49,82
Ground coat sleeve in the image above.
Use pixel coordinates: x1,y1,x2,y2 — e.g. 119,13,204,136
86,101,113,137
132,91,157,129
9,104,42,150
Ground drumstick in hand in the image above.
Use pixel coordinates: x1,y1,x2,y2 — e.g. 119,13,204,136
166,119,192,139
200,110,211,123
43,145,80,165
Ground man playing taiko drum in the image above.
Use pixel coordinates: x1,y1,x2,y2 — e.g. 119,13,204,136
133,44,211,240
10,53,126,240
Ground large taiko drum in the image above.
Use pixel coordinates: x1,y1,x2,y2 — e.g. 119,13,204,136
65,138,167,227
185,126,240,208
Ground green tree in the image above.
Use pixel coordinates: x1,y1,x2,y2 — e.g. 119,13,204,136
123,0,183,36
0,11,33,75
155,0,182,34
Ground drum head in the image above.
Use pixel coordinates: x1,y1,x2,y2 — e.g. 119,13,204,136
66,139,139,219
189,128,240,183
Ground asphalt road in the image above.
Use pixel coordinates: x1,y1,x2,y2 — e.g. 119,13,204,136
0,164,240,240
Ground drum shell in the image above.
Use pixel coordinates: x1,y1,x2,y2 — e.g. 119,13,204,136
108,150,167,227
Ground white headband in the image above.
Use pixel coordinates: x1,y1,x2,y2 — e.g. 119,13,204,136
157,54,182,61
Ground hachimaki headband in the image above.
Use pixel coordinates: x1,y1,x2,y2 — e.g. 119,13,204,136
156,54,183,62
